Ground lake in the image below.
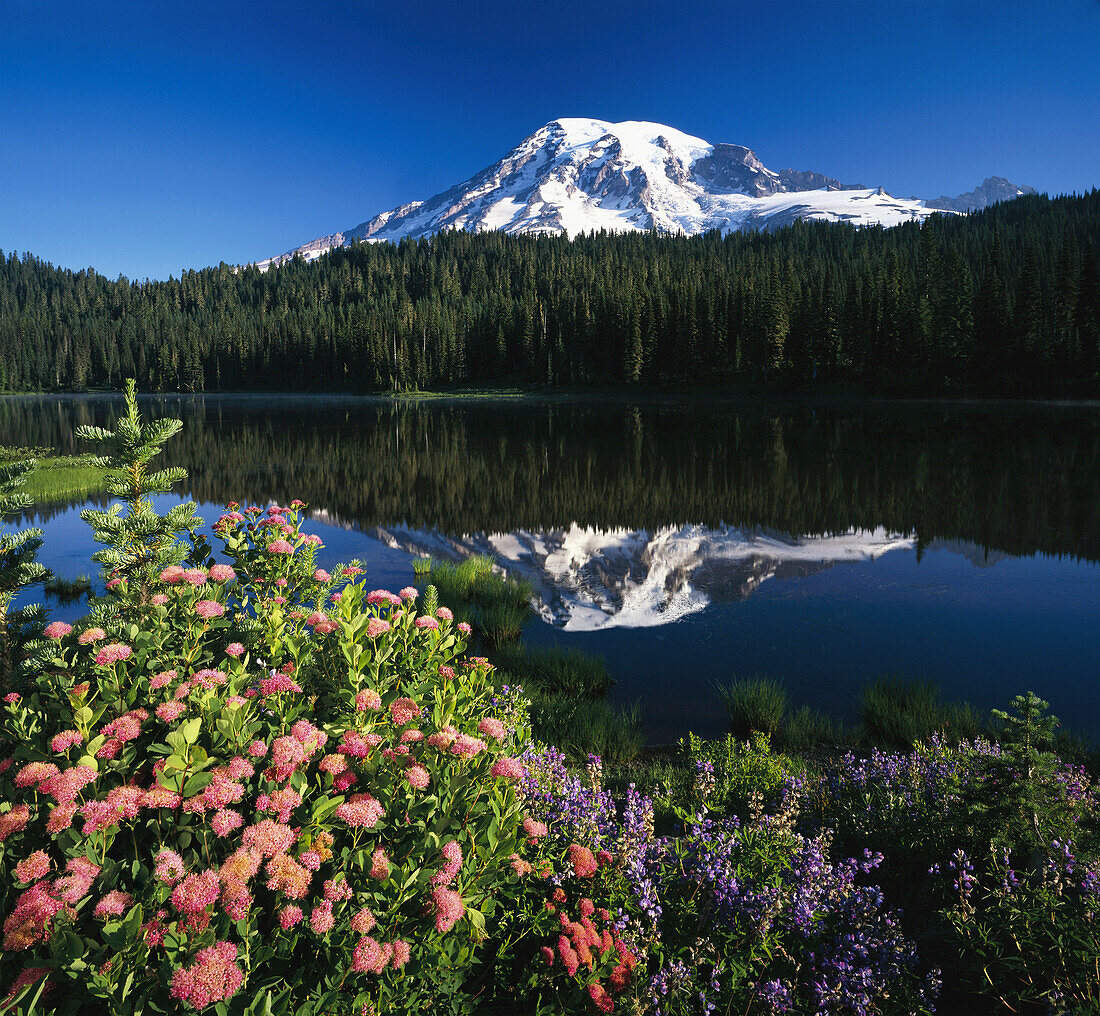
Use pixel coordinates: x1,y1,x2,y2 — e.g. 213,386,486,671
3,393,1099,742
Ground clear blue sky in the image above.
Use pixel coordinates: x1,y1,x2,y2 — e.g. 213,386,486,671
2,0,1097,280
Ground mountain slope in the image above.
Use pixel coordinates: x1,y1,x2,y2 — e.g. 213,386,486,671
255,118,984,269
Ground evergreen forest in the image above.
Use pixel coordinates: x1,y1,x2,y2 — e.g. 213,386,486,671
1,191,1098,396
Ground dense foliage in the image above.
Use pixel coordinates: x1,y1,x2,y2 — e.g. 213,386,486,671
2,191,1098,396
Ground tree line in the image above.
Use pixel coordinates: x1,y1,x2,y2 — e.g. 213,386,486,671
1,191,1098,396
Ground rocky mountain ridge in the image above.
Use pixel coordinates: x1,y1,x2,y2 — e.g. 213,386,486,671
254,118,1035,269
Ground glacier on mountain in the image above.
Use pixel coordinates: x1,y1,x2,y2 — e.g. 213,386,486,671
252,118,1014,270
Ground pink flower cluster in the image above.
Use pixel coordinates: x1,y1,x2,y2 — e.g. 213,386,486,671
430,886,466,933
335,793,384,828
389,697,421,726
95,642,132,667
169,941,243,1010
430,840,463,888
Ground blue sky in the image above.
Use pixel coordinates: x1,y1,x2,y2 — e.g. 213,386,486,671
2,0,1097,280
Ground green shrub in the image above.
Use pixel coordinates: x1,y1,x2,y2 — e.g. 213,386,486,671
716,674,787,739
682,731,801,819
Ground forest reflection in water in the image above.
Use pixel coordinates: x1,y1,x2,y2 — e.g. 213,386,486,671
4,393,1099,562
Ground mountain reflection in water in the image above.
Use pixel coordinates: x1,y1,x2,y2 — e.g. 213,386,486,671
367,522,916,630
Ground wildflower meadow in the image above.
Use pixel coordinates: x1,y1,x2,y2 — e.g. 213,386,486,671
0,388,1097,1015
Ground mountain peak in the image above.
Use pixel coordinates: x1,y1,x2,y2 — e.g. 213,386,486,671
250,119,1030,269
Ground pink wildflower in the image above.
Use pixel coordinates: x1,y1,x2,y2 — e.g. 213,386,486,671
310,901,334,934
248,740,267,758
355,688,382,711
151,593,169,606
15,851,50,883
278,904,304,929
438,664,455,680
266,539,294,554
0,804,30,841
457,622,472,635
353,936,388,974
523,817,548,839
335,793,384,828
368,849,390,879
154,849,185,885
183,568,208,586
389,697,421,726
169,941,243,1010
436,606,453,620
192,668,227,690
431,887,465,933
44,803,75,833
406,765,430,790
490,757,525,781
478,717,506,740
95,642,132,667
78,627,106,645
156,701,185,722
399,586,418,601
172,870,220,914
366,588,396,605
44,621,72,639
366,617,390,639
195,600,224,619
313,568,330,582
242,819,296,858
208,564,236,582
414,615,439,630
391,940,412,969
94,891,133,919
211,809,244,837
449,734,487,759
41,764,97,804
225,643,245,658
16,761,60,788
150,669,177,689
568,844,598,878
350,907,376,934
159,566,184,584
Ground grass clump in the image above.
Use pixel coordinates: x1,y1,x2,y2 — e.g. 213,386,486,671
716,674,788,739
0,445,109,504
416,554,533,646
43,573,93,606
527,692,644,764
858,676,984,749
777,705,855,753
491,643,613,700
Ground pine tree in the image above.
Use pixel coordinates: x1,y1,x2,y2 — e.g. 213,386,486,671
77,379,203,608
0,458,49,692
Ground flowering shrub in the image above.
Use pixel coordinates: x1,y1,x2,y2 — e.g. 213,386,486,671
0,503,530,1015
512,746,938,1015
930,838,1100,1013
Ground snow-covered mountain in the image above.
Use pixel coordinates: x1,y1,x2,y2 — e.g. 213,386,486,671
924,176,1037,213
369,522,916,632
253,118,1031,269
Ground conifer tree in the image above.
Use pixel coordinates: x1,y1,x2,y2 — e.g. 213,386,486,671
77,379,203,608
0,458,49,691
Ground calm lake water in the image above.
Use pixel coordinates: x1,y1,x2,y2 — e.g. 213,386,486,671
4,393,1099,742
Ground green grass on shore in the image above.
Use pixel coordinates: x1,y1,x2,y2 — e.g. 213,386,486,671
0,445,110,504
